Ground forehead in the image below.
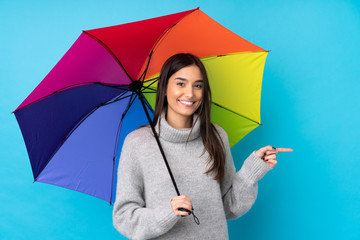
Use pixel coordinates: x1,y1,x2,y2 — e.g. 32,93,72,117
170,65,203,80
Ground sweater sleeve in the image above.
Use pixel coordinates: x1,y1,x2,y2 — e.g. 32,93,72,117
218,128,273,220
113,133,180,240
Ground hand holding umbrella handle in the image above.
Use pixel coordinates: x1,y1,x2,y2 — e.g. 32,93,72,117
178,207,191,214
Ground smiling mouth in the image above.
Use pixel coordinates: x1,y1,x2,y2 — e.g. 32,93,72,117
178,100,195,106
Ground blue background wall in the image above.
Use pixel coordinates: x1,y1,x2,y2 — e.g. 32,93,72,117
1,0,359,239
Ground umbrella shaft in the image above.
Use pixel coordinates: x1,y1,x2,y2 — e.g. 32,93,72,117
136,91,181,196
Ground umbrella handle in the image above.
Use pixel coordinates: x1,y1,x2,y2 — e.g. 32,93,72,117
179,208,200,225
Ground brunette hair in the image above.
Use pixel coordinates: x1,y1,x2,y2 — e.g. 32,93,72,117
153,53,226,182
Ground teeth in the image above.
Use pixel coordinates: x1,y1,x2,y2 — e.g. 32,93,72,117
179,100,194,106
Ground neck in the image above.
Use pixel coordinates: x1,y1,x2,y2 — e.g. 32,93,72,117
166,111,193,129
156,111,201,143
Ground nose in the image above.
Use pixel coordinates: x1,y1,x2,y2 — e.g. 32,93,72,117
184,85,194,98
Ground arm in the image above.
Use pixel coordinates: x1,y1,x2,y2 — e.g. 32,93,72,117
219,129,272,220
113,135,179,240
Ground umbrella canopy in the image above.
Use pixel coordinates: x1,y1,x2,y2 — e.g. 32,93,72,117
14,8,268,204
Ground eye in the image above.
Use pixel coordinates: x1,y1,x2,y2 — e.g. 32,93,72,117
176,82,185,87
194,84,203,89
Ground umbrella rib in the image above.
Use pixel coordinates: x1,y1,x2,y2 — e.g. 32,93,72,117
34,91,132,181
142,91,157,94
137,8,198,81
102,90,132,106
142,94,155,115
200,50,270,62
35,105,100,181
212,101,261,125
121,93,138,118
137,50,154,82
143,76,159,83
97,84,129,91
83,31,134,81
141,86,157,92
110,93,137,205
12,82,129,113
140,79,158,93
143,78,158,89
110,118,121,205
138,86,261,126
151,8,198,54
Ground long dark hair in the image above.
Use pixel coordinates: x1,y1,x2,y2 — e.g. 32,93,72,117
153,53,226,182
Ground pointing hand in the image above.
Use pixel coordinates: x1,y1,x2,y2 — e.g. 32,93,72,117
255,145,293,168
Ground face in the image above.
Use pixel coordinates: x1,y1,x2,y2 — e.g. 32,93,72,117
166,64,203,127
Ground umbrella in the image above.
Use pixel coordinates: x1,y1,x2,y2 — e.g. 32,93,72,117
13,8,268,205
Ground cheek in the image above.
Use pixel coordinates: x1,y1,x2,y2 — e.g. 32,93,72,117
165,90,175,103
196,92,203,107
165,87,172,100
167,87,180,100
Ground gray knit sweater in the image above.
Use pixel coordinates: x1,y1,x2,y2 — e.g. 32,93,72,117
113,112,272,239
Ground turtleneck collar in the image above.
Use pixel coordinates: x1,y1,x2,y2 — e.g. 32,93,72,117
155,111,201,143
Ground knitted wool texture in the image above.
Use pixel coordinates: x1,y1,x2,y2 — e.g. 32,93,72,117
113,112,272,239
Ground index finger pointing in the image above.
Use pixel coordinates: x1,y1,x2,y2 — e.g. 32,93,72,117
274,148,293,152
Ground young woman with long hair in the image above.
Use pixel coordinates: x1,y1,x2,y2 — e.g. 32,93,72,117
112,53,292,239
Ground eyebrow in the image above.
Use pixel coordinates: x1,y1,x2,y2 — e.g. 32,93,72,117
175,77,203,82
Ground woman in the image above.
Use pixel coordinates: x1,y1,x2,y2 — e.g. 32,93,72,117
113,53,292,239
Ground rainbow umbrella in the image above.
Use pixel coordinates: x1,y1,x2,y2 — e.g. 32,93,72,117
13,8,268,204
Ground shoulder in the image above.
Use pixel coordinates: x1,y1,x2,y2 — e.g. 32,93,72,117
120,125,155,161
123,125,153,147
212,123,228,140
211,123,231,150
